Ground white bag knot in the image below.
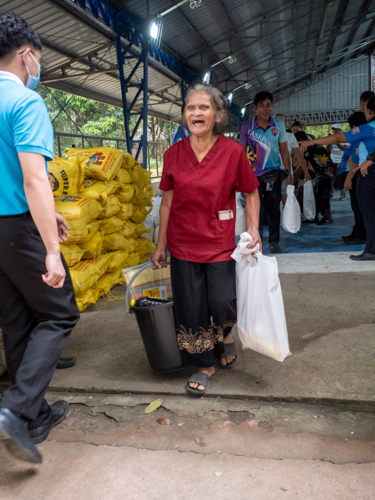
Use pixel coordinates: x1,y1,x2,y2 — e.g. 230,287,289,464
231,232,260,263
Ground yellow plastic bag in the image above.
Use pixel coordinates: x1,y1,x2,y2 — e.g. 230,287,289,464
97,195,121,219
116,168,132,184
55,196,102,224
117,184,135,203
65,147,123,181
117,202,135,221
75,286,101,312
131,185,153,207
120,220,137,238
102,233,136,252
81,179,120,204
60,218,88,245
60,244,85,267
130,164,152,187
96,269,123,296
99,217,124,235
143,186,156,199
48,157,84,197
79,230,103,259
91,253,113,275
122,152,136,170
136,237,156,256
69,260,99,294
107,250,129,272
124,252,140,268
85,220,101,243
130,206,151,223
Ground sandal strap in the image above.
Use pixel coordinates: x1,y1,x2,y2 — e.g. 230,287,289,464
220,342,237,358
188,372,211,388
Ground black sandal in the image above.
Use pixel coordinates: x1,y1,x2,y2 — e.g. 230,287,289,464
186,372,214,395
220,342,237,368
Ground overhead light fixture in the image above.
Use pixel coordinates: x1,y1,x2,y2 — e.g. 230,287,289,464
150,16,163,48
227,93,233,105
241,107,246,118
202,71,211,84
232,82,251,92
245,100,253,106
228,56,237,64
244,83,252,89
160,0,202,17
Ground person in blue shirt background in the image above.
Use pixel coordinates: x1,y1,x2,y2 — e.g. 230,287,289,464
172,102,191,144
0,13,79,464
240,91,291,253
300,100,375,261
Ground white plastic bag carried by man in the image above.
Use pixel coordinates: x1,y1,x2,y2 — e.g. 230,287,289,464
303,180,316,221
282,185,301,233
231,233,291,362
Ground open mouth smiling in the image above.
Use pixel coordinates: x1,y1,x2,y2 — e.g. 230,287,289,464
192,119,205,125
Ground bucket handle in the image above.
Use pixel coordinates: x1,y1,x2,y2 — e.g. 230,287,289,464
125,261,169,313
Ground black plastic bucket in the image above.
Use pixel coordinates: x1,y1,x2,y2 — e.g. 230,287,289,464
126,263,183,372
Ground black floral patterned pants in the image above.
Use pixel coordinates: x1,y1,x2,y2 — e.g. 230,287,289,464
170,255,237,367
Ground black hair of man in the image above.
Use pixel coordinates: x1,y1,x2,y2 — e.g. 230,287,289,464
286,128,292,133
253,91,273,106
366,95,375,113
0,13,42,59
292,121,302,128
294,131,309,142
360,91,375,103
348,111,367,128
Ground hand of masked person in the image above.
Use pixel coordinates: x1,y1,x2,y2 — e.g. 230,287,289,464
247,228,262,257
151,247,168,270
56,212,70,243
354,160,372,177
43,253,66,288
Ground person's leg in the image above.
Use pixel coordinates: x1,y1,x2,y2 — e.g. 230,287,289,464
267,173,282,244
0,215,80,422
350,174,366,240
320,178,332,219
206,260,237,367
357,166,375,254
257,181,266,240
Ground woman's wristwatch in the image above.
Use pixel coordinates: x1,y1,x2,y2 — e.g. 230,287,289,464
366,151,375,162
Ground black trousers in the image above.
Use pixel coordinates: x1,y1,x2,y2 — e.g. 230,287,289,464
349,173,366,239
170,255,236,368
0,213,79,424
357,164,375,254
257,171,282,244
316,178,332,219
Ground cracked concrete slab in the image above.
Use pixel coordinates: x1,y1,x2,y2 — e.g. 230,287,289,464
0,441,374,500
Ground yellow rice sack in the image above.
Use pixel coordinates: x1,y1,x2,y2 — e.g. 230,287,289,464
130,206,151,223
99,217,124,235
117,202,135,221
81,179,120,204
116,168,132,184
60,244,85,267
55,196,102,224
69,260,99,294
117,184,135,203
49,157,84,197
130,164,152,187
97,269,123,297
91,253,113,275
102,233,136,252
107,250,129,272
122,152,136,170
133,223,151,238
143,186,156,199
79,231,103,259
120,220,138,238
65,147,123,181
60,218,88,245
136,237,156,256
75,286,101,312
97,195,121,219
131,185,153,207
85,220,101,243
138,254,149,265
124,252,140,268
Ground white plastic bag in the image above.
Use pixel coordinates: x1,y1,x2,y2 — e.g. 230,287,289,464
303,180,316,221
282,185,301,233
235,193,247,236
232,233,291,362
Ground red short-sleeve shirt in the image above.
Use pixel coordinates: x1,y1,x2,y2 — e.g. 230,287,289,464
159,135,259,263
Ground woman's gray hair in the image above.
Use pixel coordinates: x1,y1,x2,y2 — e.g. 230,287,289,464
182,83,228,135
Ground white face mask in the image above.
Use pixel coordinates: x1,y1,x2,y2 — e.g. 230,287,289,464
24,52,40,90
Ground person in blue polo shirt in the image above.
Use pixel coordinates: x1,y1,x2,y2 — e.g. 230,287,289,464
0,14,79,464
300,98,375,261
240,91,291,253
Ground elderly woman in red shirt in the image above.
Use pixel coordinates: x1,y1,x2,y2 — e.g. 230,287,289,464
152,83,261,395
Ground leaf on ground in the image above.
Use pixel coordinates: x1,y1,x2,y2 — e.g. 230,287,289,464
145,398,163,414
195,437,207,447
156,417,171,425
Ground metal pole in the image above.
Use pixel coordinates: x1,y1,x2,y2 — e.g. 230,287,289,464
116,35,132,154
142,41,149,169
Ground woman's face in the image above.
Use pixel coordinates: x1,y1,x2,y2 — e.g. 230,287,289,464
365,104,375,122
185,91,222,137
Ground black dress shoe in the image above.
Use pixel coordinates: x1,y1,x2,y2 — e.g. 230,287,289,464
349,252,375,261
0,408,42,463
269,243,282,253
317,217,333,225
344,238,367,245
56,357,77,369
29,401,69,444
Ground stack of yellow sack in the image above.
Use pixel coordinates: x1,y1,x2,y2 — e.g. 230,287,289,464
51,147,156,312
